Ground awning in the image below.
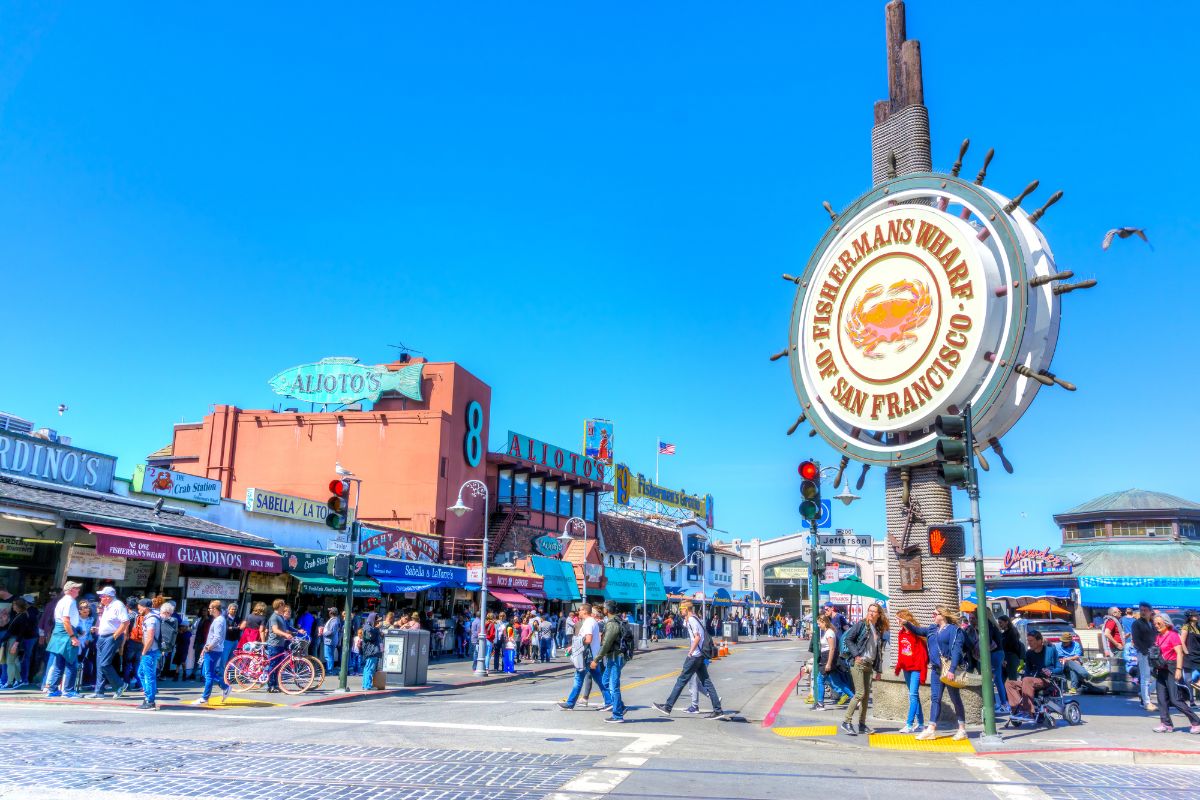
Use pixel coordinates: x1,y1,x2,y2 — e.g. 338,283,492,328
297,575,380,598
1077,576,1200,609
644,570,667,603
531,556,581,601
366,556,467,587
377,579,441,594
601,565,647,604
965,585,1072,602
87,523,282,573
488,588,535,608
711,588,733,608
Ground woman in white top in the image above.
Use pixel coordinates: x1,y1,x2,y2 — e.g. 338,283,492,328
811,614,853,709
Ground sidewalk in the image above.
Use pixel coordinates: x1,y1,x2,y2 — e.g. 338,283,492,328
0,637,790,712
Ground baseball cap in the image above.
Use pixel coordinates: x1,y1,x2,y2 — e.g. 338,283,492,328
97,587,117,598
21,593,36,603
63,580,83,592
137,598,153,608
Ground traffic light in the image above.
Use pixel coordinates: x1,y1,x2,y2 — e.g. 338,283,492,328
812,548,827,578
934,414,971,489
328,554,350,579
927,524,966,558
799,460,821,521
326,478,351,530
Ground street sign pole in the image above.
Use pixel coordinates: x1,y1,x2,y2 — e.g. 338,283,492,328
964,403,998,741
337,480,362,693
808,517,821,688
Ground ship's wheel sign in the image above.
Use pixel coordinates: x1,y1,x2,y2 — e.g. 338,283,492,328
785,163,1093,467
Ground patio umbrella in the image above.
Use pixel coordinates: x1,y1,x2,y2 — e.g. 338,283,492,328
1015,599,1070,617
960,600,977,613
820,575,888,601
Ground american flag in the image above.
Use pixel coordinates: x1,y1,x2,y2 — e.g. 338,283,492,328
658,440,676,455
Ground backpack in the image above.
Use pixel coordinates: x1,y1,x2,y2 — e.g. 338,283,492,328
699,626,717,660
838,622,858,665
1147,644,1167,671
130,612,145,642
960,625,980,673
158,614,178,655
618,619,637,660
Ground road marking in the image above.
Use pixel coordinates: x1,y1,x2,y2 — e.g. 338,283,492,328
607,756,648,767
377,718,677,744
870,733,975,753
545,768,632,800
287,717,373,724
773,725,837,737
620,670,679,691
960,756,1050,800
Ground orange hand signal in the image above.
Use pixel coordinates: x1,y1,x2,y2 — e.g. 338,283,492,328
930,528,947,555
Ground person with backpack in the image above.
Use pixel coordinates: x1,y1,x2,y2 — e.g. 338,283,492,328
837,602,888,736
156,601,180,682
903,605,968,741
653,599,729,720
590,602,630,723
135,598,162,710
558,602,609,711
360,613,383,691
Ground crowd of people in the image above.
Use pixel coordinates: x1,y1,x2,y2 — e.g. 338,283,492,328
809,598,1200,737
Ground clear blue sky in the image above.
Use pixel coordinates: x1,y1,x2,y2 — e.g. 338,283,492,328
2,3,1195,553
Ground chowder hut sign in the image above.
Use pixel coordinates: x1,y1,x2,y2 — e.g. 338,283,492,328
1000,546,1073,576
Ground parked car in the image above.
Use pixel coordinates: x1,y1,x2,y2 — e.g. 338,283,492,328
1014,617,1076,644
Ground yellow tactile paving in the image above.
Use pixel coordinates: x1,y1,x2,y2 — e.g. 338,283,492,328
772,725,838,737
193,697,282,708
868,733,975,753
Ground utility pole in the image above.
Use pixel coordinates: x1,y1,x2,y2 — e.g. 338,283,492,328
964,404,998,740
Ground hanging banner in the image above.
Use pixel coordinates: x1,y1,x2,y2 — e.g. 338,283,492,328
357,526,441,562
133,465,222,505
583,420,614,465
612,463,711,522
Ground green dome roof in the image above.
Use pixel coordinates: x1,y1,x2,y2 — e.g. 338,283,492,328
1062,489,1200,515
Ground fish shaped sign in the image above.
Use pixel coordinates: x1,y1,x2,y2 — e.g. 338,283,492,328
268,357,423,405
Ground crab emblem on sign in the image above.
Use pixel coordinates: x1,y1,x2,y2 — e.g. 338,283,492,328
845,279,933,359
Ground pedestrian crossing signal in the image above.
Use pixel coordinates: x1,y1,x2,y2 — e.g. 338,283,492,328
927,524,966,558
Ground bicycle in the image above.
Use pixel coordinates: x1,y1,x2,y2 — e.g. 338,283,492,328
293,635,326,688
224,639,315,694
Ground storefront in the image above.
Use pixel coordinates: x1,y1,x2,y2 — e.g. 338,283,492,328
281,549,380,612
485,569,545,611
530,555,582,607
599,565,667,620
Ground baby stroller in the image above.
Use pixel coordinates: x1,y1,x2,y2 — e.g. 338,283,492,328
1006,675,1082,729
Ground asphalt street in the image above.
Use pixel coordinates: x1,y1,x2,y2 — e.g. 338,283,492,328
3,642,1196,800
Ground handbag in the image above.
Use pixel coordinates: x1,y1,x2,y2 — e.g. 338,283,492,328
939,656,967,688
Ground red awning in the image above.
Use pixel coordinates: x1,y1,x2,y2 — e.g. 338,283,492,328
85,524,282,574
488,588,535,608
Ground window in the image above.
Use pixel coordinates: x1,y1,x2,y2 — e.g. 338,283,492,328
558,485,572,517
722,556,728,571
439,457,447,478
1182,522,1198,540
670,568,677,582
531,477,544,511
545,482,558,515
572,488,584,519
514,473,528,505
584,492,595,521
607,555,615,567
1110,520,1167,538
876,575,884,590
709,554,715,570
498,470,513,502
1063,524,1102,541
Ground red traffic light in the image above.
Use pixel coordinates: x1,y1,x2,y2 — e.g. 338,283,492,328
329,479,348,496
799,461,818,480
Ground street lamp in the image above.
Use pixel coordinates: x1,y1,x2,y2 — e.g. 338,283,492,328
449,479,490,677
668,550,707,624
624,546,649,649
558,516,588,600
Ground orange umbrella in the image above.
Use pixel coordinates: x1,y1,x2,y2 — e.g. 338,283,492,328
1015,599,1070,616
960,600,977,613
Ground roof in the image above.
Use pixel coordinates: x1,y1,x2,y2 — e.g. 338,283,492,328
146,443,174,459
1060,489,1200,516
1053,542,1200,578
598,513,684,563
710,543,740,558
0,475,273,549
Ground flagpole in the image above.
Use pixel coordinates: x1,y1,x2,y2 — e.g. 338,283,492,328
655,435,659,485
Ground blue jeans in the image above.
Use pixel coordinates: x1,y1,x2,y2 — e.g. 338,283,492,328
45,652,78,695
19,637,37,684
266,645,285,689
221,640,237,671
991,650,1007,709
1137,652,1152,704
138,650,160,704
323,642,338,674
539,638,553,663
94,635,124,695
602,655,626,719
565,664,608,707
361,655,379,690
929,663,965,726
903,669,925,727
815,661,853,701
200,651,228,701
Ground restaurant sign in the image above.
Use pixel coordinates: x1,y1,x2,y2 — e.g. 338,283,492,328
268,357,423,405
282,549,366,576
133,465,222,505
358,525,441,562
0,536,35,558
367,558,466,585
532,535,562,557
1000,546,1073,576
245,487,347,526
66,546,126,580
91,527,283,573
507,431,606,482
0,430,116,492
487,571,544,593
185,577,240,599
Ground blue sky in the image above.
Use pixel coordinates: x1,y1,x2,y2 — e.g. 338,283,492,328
1,3,1195,553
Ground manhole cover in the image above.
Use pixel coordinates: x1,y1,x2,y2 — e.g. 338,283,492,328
64,720,124,725
545,737,573,742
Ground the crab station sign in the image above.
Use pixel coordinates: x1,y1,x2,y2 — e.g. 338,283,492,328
789,173,1064,466
807,205,989,429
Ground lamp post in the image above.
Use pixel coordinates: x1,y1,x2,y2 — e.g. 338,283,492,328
558,516,588,600
624,546,649,649
448,479,489,677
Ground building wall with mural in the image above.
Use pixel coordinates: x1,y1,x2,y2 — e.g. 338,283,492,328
157,359,491,545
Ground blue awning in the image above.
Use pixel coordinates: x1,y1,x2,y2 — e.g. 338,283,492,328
644,571,668,604
366,557,467,587
601,566,647,604
377,578,441,594
531,555,581,601
966,584,1072,602
732,590,763,605
711,588,733,608
1078,576,1200,609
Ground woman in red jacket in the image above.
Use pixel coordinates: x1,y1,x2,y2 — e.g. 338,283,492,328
895,609,929,734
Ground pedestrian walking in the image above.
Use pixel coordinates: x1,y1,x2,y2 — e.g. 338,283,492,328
1,598,36,689
1131,602,1158,711
156,601,180,681
135,599,161,710
492,613,507,672
811,614,852,709
88,587,129,698
906,605,968,741
1182,610,1200,690
653,599,729,720
360,613,383,690
220,603,241,670
998,615,1024,683
319,607,341,674
1150,614,1200,733
893,610,928,732
75,599,96,692
538,613,554,663
558,603,608,710
265,601,296,694
192,600,231,705
838,602,887,736
595,601,629,723
43,581,83,698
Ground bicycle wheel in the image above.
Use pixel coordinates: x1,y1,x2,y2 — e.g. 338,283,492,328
225,654,264,692
278,656,315,695
305,655,326,688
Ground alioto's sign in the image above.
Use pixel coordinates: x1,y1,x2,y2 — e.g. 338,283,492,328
507,431,606,482
268,357,423,406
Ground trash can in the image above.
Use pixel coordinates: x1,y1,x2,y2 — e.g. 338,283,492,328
382,629,409,687
404,629,430,685
722,622,739,643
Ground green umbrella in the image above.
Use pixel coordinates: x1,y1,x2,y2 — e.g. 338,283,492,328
820,575,888,602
